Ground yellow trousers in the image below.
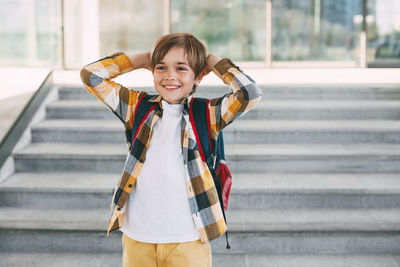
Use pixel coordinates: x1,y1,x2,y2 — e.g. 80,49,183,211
122,233,212,267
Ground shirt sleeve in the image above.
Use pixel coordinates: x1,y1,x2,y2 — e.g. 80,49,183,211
79,52,145,126
208,58,262,134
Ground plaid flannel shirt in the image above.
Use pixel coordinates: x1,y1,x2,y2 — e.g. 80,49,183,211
80,52,262,244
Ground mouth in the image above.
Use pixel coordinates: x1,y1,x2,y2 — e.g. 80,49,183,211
162,85,181,91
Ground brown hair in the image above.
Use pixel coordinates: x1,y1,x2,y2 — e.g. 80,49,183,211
150,33,207,93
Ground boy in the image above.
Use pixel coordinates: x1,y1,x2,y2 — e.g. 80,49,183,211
80,33,262,266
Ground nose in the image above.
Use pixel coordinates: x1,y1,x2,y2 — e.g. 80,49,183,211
165,69,177,80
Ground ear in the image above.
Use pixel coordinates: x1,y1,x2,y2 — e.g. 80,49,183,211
195,69,206,85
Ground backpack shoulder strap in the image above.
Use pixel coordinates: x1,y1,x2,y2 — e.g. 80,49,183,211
130,94,157,146
189,97,212,165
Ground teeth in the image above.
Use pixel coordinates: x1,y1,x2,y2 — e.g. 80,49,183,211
164,85,179,89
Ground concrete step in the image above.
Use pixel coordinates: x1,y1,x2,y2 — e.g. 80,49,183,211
58,85,400,100
1,172,399,209
32,119,126,144
0,173,116,209
58,86,222,100
13,143,400,173
1,206,400,233
250,100,400,120
46,99,400,120
0,252,122,267
1,207,399,254
0,252,399,267
32,119,400,144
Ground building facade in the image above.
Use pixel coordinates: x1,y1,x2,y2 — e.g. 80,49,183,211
0,0,399,68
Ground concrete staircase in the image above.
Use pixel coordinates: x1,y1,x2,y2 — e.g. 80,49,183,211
1,85,400,267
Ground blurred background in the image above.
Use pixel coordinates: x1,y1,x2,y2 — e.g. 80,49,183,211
1,0,399,69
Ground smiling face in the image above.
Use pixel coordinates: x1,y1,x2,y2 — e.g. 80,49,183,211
153,46,202,104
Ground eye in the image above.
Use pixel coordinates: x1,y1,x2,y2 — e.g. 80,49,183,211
177,67,187,71
155,65,166,70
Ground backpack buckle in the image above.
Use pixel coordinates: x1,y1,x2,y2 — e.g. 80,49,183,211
206,153,216,169
206,153,217,170
212,153,217,169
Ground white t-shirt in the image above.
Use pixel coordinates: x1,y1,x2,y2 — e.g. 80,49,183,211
119,100,200,243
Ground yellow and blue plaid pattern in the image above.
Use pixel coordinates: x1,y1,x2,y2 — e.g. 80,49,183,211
80,52,262,244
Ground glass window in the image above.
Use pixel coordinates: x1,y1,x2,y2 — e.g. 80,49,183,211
367,0,400,67
0,0,61,66
99,0,164,56
171,0,266,62
272,0,362,62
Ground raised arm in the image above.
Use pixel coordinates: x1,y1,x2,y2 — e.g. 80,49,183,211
207,54,262,134
79,52,151,125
